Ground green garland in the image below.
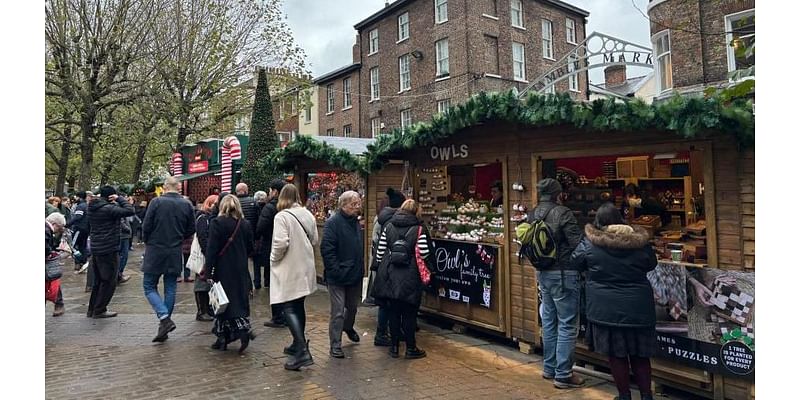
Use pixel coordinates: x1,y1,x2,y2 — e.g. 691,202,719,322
265,90,754,175
263,134,367,175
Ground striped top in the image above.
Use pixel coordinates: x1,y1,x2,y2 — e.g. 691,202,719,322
375,224,430,263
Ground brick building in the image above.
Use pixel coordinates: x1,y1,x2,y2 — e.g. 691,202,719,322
314,0,590,138
647,0,754,99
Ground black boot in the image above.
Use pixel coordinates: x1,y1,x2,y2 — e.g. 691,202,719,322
239,329,255,354
389,339,400,358
283,341,298,356
640,394,654,400
613,393,632,400
195,293,214,321
283,307,313,370
211,336,227,351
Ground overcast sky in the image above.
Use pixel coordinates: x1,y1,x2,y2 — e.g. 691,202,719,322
282,0,653,84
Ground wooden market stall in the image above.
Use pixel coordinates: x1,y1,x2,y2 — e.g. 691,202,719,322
360,92,754,400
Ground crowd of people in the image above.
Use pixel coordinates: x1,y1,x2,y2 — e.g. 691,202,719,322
45,175,659,398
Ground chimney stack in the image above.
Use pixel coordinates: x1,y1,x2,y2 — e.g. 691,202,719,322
604,65,627,87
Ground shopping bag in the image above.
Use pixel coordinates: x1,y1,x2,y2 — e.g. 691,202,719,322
46,252,64,280
185,235,205,275
415,226,432,286
208,281,229,315
45,279,61,303
362,273,376,305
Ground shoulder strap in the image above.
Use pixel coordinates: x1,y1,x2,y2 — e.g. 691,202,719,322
285,210,312,245
217,218,242,257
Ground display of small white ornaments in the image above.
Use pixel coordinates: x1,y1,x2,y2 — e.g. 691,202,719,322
512,182,525,192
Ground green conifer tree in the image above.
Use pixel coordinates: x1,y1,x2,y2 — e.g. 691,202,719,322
241,67,281,191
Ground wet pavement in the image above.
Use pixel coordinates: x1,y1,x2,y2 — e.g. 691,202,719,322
46,246,667,399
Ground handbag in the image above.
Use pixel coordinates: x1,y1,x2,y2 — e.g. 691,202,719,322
45,279,61,303
208,281,229,315
185,234,205,275
415,226,432,286
46,252,64,280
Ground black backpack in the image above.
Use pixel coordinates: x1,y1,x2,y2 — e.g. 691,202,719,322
386,224,417,267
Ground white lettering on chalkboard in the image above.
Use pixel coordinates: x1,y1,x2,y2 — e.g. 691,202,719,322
430,144,469,161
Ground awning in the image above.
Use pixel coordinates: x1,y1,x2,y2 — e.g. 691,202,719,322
176,170,218,182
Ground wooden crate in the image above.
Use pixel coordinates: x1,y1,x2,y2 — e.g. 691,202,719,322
617,156,650,178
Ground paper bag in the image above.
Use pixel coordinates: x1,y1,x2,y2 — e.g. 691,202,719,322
209,281,229,315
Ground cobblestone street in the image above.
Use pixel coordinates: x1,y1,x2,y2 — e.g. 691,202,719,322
46,246,655,400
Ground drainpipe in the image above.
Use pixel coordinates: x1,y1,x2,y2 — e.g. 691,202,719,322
698,0,708,84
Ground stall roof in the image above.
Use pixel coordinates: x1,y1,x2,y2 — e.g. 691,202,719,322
315,136,375,155
265,135,373,174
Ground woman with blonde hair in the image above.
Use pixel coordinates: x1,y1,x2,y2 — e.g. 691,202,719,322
373,199,431,359
202,194,255,353
270,183,319,370
192,194,218,321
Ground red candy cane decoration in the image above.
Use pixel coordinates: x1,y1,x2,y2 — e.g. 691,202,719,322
220,136,241,192
171,152,183,177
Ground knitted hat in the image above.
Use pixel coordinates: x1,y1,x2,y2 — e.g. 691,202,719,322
386,188,406,208
269,179,286,193
99,185,117,199
536,178,562,199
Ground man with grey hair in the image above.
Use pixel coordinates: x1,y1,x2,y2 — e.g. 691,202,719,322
321,190,364,358
46,212,67,316
142,176,195,342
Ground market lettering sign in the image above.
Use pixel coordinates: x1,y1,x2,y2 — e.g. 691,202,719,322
188,161,209,173
429,239,495,308
430,144,469,161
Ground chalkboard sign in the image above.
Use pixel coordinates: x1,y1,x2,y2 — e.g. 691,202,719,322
429,239,497,308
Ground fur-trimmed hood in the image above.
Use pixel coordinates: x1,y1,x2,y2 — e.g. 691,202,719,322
584,223,650,249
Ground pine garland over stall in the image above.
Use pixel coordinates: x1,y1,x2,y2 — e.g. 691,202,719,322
263,134,368,175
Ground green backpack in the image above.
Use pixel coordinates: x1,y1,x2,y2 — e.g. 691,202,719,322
515,206,558,269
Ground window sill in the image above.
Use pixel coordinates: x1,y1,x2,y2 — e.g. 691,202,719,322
325,111,334,116
396,37,409,44
481,14,499,21
514,78,529,83
368,51,378,57
512,25,526,31
303,121,311,125
369,98,380,103
434,75,451,82
569,89,581,93
436,19,448,25
341,106,353,111
397,88,411,94
484,73,502,79
567,40,577,46
543,56,556,62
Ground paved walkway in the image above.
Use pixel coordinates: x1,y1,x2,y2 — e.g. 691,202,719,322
46,246,663,400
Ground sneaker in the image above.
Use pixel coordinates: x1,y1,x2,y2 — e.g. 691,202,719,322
554,375,586,389
118,274,131,284
542,372,555,380
329,347,345,358
92,311,118,319
404,347,427,359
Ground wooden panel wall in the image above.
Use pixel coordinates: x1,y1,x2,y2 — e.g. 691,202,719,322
739,149,755,270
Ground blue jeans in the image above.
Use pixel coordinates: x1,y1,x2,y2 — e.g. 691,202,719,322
143,273,178,320
118,239,130,277
537,270,580,379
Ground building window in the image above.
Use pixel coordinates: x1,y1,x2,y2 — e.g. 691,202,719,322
486,0,498,16
370,67,380,100
512,42,525,81
343,124,352,137
435,38,449,77
543,79,555,94
435,0,448,23
542,19,553,59
326,84,334,113
484,35,499,76
343,77,352,108
400,109,412,131
371,117,381,137
304,105,311,123
278,100,284,120
398,12,409,42
510,0,523,28
326,128,335,136
437,99,451,114
566,18,576,44
369,29,379,54
399,54,411,91
291,97,297,115
653,30,672,93
568,54,579,91
725,9,755,75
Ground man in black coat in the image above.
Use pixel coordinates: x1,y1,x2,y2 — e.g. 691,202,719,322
321,191,365,358
141,176,196,342
86,186,135,319
256,179,287,327
236,182,259,236
67,191,92,270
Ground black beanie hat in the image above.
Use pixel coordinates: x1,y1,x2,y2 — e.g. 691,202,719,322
386,188,406,208
99,185,117,199
270,179,286,192
536,178,562,199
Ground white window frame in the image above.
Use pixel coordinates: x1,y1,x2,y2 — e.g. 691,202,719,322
568,54,579,92
542,19,554,60
544,79,555,94
304,105,311,123
369,29,379,55
724,9,755,78
342,77,352,109
326,84,335,114
370,67,380,101
652,30,673,94
435,38,450,77
435,0,448,24
512,42,526,82
400,109,412,131
278,99,284,120
437,99,451,114
371,117,381,137
343,124,352,138
326,128,334,136
398,12,410,42
566,18,577,44
510,0,524,29
290,97,297,115
399,54,411,92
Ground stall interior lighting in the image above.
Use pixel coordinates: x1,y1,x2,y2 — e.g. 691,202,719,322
653,153,677,159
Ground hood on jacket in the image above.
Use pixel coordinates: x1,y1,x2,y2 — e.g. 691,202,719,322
377,207,398,225
584,223,650,249
389,210,420,228
88,198,111,212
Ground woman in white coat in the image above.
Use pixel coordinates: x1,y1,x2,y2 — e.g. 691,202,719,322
270,183,319,371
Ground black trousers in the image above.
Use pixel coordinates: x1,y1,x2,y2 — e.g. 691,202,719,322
87,252,119,316
388,300,419,348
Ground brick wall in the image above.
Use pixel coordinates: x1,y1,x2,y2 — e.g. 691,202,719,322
649,0,755,90
317,71,362,137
